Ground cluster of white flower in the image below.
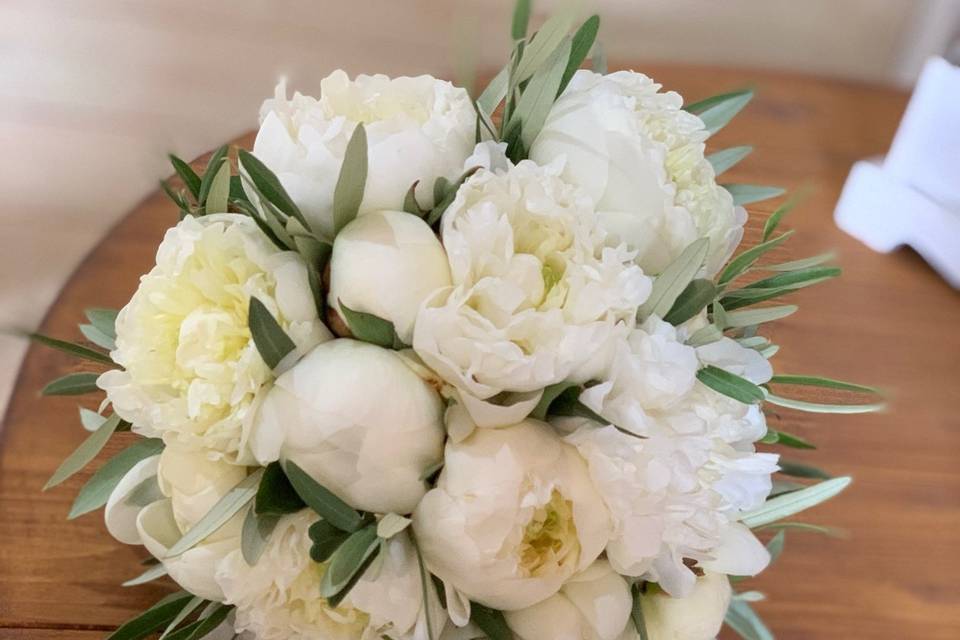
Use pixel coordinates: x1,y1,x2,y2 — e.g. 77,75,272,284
95,64,776,640
531,71,745,277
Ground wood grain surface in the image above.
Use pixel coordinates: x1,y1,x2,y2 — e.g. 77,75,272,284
1,65,958,639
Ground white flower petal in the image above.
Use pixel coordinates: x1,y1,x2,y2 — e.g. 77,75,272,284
505,593,585,640
254,72,477,238
136,499,236,602
582,317,699,436
457,388,544,429
504,560,631,640
562,561,633,640
696,337,773,384
565,416,775,597
700,522,770,577
104,454,161,545
443,581,473,628
157,445,247,536
464,141,511,174
216,511,372,640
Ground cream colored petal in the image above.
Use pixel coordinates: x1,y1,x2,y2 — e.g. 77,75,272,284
504,593,585,640
458,389,543,429
443,580,472,628
562,561,632,640
104,454,161,545
700,522,770,577
136,499,238,601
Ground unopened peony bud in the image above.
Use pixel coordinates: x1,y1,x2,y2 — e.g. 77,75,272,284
329,210,451,344
250,339,445,514
639,573,732,640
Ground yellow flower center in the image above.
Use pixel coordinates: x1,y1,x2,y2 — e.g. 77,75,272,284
518,489,580,577
541,262,563,297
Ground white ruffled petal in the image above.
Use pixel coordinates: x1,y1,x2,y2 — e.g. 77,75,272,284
700,522,770,577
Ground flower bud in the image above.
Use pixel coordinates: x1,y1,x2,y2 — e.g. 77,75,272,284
329,210,451,344
639,573,732,640
251,339,445,514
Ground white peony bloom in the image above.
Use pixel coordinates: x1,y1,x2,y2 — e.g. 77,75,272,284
414,160,651,403
250,339,445,514
639,573,731,640
216,510,445,640
253,71,477,238
412,420,613,611
567,304,780,597
581,317,700,436
564,421,776,597
583,317,773,442
135,445,248,601
504,559,633,640
98,214,330,463
328,210,451,344
530,70,746,276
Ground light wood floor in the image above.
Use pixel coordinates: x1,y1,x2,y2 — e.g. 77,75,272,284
0,0,936,414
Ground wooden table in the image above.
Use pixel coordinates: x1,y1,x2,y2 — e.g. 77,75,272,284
1,65,958,640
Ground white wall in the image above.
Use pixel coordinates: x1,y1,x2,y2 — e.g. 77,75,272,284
0,0,956,414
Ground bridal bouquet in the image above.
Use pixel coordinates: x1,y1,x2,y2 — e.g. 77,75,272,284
33,3,883,639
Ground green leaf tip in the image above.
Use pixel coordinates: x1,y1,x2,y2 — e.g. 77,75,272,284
338,300,405,350
248,297,296,370
511,0,532,41
685,88,754,135
741,476,851,528
283,460,364,533
332,124,368,235
24,331,114,365
44,413,122,490
697,365,765,405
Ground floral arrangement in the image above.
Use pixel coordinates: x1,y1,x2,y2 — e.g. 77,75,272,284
32,3,883,640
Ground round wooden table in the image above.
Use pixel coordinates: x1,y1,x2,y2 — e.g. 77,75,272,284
1,65,958,640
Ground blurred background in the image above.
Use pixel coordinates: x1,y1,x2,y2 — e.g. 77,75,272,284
1,0,959,414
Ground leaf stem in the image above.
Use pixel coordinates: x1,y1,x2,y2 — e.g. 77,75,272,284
410,530,437,640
